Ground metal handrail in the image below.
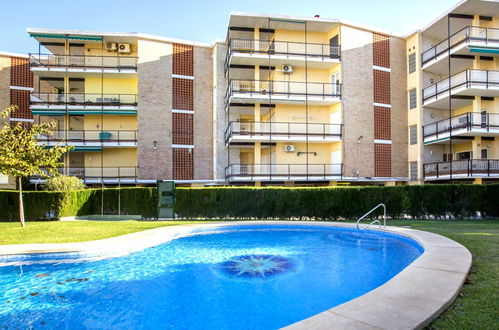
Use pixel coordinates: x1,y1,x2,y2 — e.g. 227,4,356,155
356,203,386,230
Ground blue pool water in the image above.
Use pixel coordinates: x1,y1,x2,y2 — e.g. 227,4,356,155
0,225,423,329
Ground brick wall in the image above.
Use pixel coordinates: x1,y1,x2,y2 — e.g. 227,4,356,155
172,43,194,180
372,33,392,177
10,57,33,121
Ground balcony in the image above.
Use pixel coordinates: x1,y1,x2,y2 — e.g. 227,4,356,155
423,113,499,144
37,130,138,148
225,80,341,107
32,167,139,184
225,38,340,71
422,70,499,109
31,93,138,115
421,26,499,74
423,159,499,180
225,163,342,182
225,121,341,144
29,53,138,78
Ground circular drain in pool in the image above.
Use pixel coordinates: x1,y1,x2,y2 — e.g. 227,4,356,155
214,254,296,279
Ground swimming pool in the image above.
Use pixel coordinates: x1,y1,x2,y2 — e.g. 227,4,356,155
0,224,424,329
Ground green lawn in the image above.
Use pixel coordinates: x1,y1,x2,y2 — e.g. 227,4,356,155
0,220,205,245
0,219,497,328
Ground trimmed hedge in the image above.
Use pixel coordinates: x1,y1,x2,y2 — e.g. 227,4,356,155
0,188,157,221
1,184,498,221
174,184,499,220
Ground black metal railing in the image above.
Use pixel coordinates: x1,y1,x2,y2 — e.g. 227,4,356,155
33,167,139,180
225,79,341,106
422,70,499,103
225,163,342,180
227,38,340,59
423,159,499,178
421,26,499,65
423,113,499,139
224,121,342,144
31,93,138,106
37,130,138,143
29,53,138,70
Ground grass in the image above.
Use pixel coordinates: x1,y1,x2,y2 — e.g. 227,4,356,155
0,219,497,328
0,220,206,245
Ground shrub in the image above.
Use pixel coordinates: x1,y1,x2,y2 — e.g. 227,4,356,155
44,176,86,191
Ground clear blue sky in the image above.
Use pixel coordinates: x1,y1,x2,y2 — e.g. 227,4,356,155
3,0,460,54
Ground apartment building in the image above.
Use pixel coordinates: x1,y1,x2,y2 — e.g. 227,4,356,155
2,0,494,187
216,13,407,186
0,52,33,189
407,0,499,184
27,29,213,186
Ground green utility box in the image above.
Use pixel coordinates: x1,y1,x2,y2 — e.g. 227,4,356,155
157,181,175,218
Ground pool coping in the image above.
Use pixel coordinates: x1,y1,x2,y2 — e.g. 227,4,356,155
0,221,472,329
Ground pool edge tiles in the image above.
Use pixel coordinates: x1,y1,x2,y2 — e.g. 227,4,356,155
0,221,471,329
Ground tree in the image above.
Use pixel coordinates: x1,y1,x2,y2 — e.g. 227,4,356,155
0,106,73,227
45,175,86,191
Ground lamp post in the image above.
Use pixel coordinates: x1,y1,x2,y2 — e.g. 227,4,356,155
356,135,363,178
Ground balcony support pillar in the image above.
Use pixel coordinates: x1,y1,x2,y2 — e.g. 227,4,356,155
254,28,260,53
473,178,483,185
472,136,482,159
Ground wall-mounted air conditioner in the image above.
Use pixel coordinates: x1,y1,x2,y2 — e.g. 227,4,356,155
105,42,117,51
284,145,295,152
282,64,293,73
118,43,132,53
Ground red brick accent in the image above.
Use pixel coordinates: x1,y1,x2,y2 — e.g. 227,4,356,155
173,44,194,76
10,89,32,119
173,148,193,180
373,70,390,104
374,143,391,177
374,106,391,140
172,78,193,110
10,57,33,88
372,33,390,68
172,113,194,145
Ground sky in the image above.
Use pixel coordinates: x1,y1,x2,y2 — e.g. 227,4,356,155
2,0,461,54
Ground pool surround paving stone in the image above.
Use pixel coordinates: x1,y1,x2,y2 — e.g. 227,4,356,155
0,221,472,330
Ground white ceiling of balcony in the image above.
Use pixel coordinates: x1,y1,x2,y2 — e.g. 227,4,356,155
422,0,499,40
229,12,340,32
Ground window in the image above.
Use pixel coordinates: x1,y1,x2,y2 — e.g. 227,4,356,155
408,53,416,74
409,161,418,181
409,89,417,109
456,151,472,160
481,148,488,159
409,125,417,145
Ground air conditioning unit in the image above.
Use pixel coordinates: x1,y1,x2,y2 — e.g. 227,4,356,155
118,43,132,53
282,64,293,73
105,42,117,51
284,145,295,152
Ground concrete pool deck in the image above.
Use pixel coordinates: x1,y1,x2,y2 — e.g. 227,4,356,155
0,221,472,329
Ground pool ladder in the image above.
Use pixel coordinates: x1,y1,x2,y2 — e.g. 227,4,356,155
356,203,386,230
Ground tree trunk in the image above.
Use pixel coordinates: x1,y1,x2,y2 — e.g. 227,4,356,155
18,177,25,227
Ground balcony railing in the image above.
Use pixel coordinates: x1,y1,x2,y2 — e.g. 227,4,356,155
225,121,341,144
29,53,138,70
226,79,341,105
37,130,138,143
423,159,499,179
31,93,138,106
225,163,342,180
228,38,340,59
423,113,499,140
33,167,139,180
422,70,499,104
421,26,499,65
